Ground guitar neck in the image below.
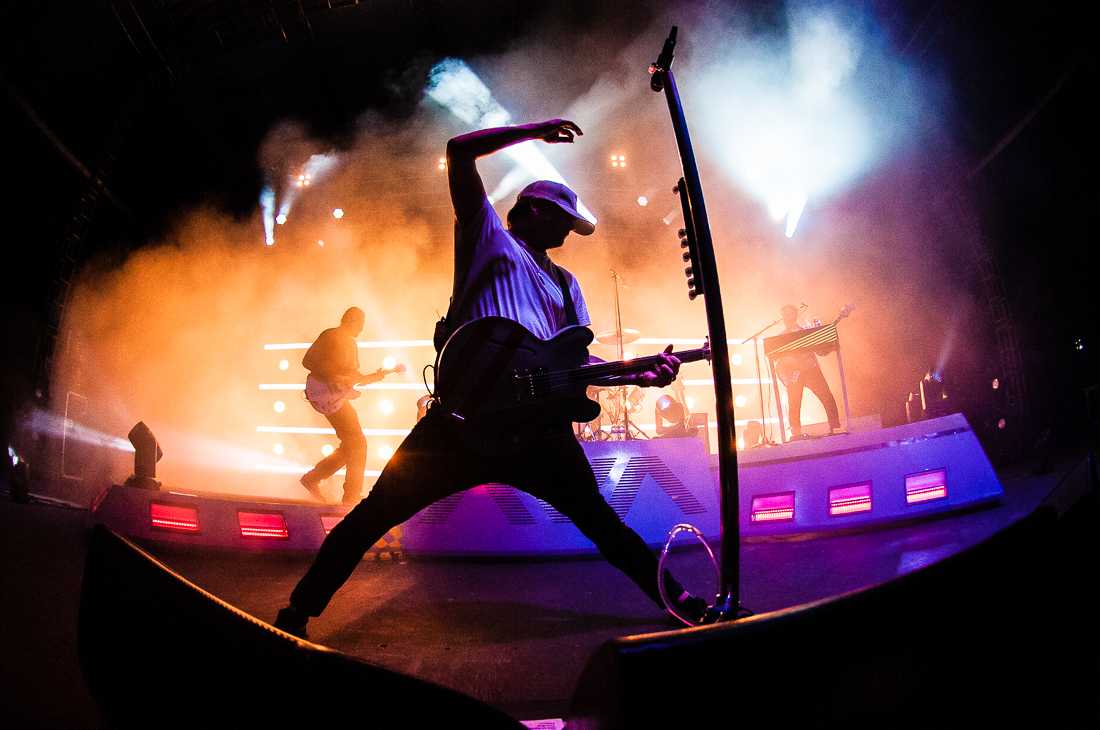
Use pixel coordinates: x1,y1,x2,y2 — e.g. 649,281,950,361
571,346,710,385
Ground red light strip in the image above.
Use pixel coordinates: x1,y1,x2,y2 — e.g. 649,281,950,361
150,503,200,533
237,511,289,539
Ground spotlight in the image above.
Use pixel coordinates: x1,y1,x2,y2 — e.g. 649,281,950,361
124,421,162,490
382,356,397,370
686,396,696,410
272,443,284,455
321,444,334,457
655,394,689,437
377,445,394,461
735,394,747,408
276,213,288,225
732,353,743,366
637,195,649,207
273,400,286,413
991,377,1000,390
610,154,627,169
278,359,289,371
332,208,345,219
378,399,394,415
437,157,447,171
317,239,325,247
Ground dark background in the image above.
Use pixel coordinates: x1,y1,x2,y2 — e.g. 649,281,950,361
2,0,1096,462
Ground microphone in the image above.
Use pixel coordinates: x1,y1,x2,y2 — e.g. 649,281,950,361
649,27,678,92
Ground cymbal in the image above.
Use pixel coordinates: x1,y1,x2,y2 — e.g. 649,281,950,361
594,328,641,345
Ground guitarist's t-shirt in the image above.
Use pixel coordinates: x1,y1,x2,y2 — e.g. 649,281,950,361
303,327,359,380
451,198,591,340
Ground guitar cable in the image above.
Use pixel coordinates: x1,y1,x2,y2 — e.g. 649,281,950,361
657,523,720,627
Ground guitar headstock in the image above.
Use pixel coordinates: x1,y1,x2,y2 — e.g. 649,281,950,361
835,303,855,322
393,363,408,374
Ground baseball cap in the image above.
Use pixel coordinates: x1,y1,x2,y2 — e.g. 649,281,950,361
511,180,596,236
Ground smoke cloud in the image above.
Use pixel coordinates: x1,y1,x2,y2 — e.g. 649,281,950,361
49,1,983,499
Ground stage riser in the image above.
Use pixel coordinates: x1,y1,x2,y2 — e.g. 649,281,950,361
738,414,1003,536
89,414,1001,556
89,488,371,553
402,437,721,556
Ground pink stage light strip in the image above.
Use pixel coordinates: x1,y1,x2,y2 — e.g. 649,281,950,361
905,469,948,504
750,492,795,522
829,482,873,516
238,511,289,539
150,503,200,533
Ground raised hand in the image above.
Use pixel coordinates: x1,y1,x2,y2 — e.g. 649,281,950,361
533,119,583,144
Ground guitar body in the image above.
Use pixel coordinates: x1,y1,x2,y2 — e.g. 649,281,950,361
436,317,601,428
305,373,360,415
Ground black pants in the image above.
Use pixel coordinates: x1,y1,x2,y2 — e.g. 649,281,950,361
289,409,683,616
786,365,841,435
303,402,366,502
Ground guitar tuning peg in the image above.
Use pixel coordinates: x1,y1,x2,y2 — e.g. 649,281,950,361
678,229,687,238
686,276,696,288
682,251,691,262
688,289,699,300
684,267,694,276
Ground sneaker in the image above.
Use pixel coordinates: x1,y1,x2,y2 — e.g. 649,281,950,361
667,590,708,626
274,606,309,639
299,475,325,503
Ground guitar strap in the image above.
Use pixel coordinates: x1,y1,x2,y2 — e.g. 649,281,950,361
552,264,579,327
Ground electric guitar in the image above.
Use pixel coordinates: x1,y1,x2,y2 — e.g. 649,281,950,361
435,317,710,428
305,364,406,415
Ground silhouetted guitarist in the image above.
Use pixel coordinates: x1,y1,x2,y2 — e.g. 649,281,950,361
300,307,402,504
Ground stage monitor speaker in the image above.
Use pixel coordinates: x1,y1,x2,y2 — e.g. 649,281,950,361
78,525,524,729
567,502,1092,729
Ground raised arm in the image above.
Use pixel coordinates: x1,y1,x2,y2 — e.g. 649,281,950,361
446,119,583,224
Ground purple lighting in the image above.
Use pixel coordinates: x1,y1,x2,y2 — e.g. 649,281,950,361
751,492,795,522
905,469,948,504
829,481,873,516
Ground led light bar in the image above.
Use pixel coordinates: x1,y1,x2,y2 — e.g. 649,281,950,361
750,492,795,522
150,503,200,533
829,481,873,516
906,469,948,504
238,511,289,539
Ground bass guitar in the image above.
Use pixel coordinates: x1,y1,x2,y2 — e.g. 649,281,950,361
435,317,709,428
305,363,406,415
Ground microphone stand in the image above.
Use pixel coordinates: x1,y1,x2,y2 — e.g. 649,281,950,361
610,269,644,440
742,318,783,446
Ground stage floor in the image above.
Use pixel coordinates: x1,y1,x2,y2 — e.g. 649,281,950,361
0,456,1085,726
148,459,1071,721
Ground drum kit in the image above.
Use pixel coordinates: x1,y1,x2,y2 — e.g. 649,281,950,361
576,324,650,441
